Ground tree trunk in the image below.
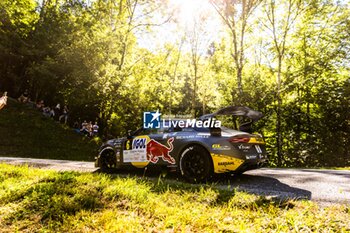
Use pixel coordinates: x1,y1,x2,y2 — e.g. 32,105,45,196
276,56,282,166
191,64,197,118
237,66,244,104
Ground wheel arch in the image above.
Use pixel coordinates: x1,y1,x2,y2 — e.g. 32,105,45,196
99,146,116,155
97,146,116,167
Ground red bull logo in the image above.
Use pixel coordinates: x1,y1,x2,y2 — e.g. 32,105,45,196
147,137,175,164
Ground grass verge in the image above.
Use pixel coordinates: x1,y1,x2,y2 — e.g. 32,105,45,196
0,98,98,161
0,164,349,232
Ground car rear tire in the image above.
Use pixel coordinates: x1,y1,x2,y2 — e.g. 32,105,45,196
179,145,213,183
100,149,117,173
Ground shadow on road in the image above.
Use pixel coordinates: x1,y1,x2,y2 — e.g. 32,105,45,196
216,173,312,201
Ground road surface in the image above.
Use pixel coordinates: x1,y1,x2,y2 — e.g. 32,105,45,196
1,157,349,205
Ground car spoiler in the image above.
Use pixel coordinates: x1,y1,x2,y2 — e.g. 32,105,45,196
199,106,263,133
199,106,263,121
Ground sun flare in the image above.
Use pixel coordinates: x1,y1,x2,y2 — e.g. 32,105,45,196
168,0,218,27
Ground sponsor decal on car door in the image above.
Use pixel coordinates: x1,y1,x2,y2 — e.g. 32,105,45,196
123,135,150,168
123,136,176,168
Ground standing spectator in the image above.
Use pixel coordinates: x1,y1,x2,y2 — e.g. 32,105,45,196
59,105,69,124
92,122,99,137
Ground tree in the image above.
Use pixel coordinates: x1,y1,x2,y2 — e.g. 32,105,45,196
211,0,262,104
0,0,38,95
262,0,303,166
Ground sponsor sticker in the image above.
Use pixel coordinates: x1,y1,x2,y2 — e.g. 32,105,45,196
123,136,149,163
211,153,244,173
238,144,251,150
212,144,231,151
123,136,176,165
147,137,175,164
255,145,262,154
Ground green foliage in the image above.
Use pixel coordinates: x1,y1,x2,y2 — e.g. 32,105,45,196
1,164,350,232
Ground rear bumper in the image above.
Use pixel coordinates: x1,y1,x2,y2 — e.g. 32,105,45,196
233,158,267,174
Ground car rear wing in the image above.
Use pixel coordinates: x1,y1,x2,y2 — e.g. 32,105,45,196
200,106,263,133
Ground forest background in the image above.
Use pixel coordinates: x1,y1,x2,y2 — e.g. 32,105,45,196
0,0,349,167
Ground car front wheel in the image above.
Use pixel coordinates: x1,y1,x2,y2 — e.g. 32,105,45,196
100,149,117,172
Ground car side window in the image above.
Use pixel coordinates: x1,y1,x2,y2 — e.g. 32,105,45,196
157,126,170,134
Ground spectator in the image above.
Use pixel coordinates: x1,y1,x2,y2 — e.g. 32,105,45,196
49,107,55,118
18,89,29,103
73,120,80,133
73,120,80,129
87,121,93,137
36,100,45,110
54,103,61,120
92,122,99,136
0,92,7,110
59,105,69,124
80,120,89,135
42,106,51,117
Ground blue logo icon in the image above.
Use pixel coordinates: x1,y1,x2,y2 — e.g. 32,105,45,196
143,110,161,129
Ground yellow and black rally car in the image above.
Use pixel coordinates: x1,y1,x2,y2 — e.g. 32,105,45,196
95,106,267,182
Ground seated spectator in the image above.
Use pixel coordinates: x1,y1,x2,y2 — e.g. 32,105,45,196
59,105,69,124
42,106,51,117
49,107,55,118
73,120,80,133
54,103,61,120
80,120,89,135
73,120,80,129
87,121,93,137
92,122,99,136
0,92,7,110
18,89,29,103
36,100,45,110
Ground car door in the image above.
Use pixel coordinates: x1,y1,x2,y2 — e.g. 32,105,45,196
121,128,155,168
121,125,176,167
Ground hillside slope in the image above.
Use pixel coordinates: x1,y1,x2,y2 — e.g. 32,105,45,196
0,98,98,161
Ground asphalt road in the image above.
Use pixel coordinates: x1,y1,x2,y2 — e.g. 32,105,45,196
1,157,349,205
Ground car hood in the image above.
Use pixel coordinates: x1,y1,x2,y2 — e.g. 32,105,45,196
199,106,263,122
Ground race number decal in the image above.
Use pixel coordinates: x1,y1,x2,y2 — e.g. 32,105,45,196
123,136,150,163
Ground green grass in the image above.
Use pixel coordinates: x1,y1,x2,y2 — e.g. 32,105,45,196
0,98,98,161
0,164,349,232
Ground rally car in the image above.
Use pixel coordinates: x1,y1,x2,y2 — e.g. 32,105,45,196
95,106,267,182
